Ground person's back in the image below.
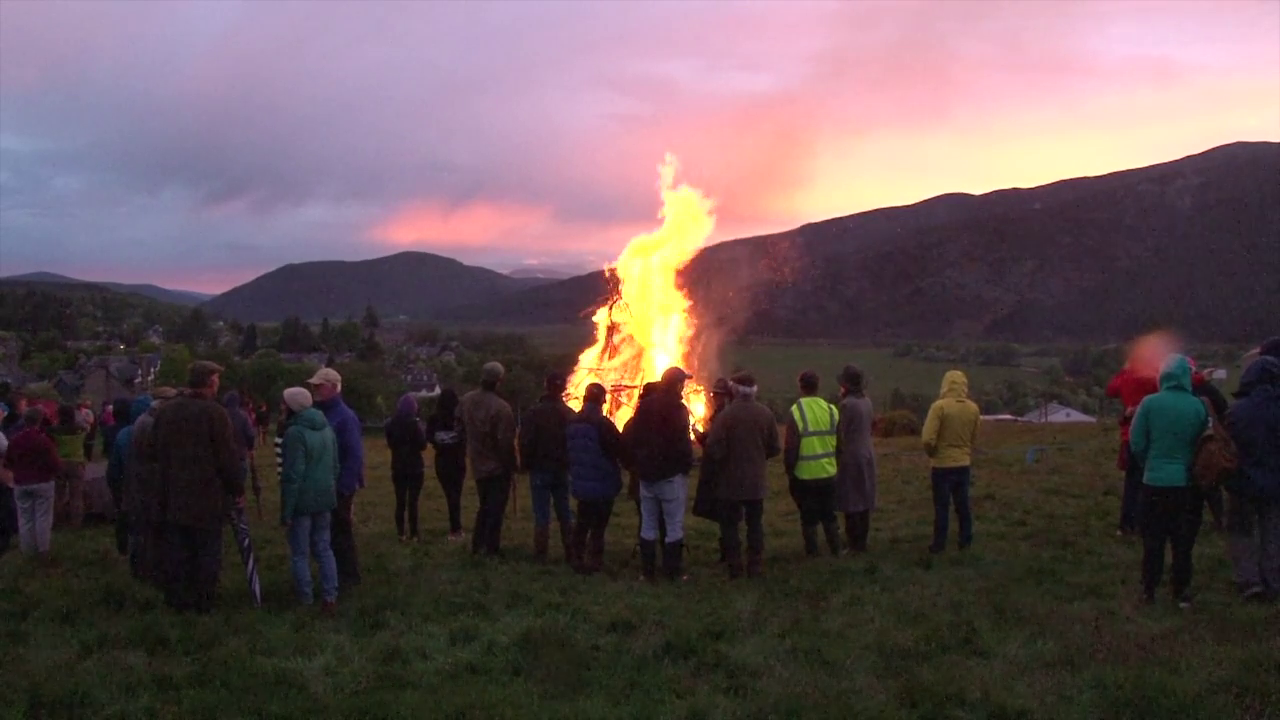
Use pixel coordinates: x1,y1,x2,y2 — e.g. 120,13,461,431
281,407,339,521
153,393,243,530
567,405,624,502
385,409,427,476
624,390,694,484
711,393,782,501
458,388,516,479
520,394,575,475
1226,358,1280,501
1130,356,1208,488
921,371,980,468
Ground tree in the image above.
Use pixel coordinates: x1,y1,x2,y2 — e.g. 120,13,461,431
319,317,333,348
332,320,362,354
239,323,259,358
173,307,214,350
154,344,194,388
356,331,384,363
361,304,381,333
278,316,317,354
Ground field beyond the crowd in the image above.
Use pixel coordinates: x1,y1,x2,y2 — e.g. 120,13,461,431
1,424,1275,719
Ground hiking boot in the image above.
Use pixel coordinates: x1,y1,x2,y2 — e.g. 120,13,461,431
801,526,820,557
822,520,842,556
639,539,657,581
663,541,687,581
570,525,589,574
586,532,605,575
533,526,550,563
726,545,744,580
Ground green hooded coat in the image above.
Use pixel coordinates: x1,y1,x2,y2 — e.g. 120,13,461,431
1130,355,1209,488
279,407,339,523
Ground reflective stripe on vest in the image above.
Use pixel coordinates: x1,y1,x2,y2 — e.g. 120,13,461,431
791,396,837,480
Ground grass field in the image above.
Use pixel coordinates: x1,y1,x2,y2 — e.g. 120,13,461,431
2,424,1275,720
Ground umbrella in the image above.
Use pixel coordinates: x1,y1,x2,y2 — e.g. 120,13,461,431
228,506,262,607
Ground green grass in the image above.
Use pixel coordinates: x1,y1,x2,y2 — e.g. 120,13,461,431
728,344,1045,405
2,425,1275,719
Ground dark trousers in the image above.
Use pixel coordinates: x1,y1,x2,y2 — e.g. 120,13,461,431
106,474,129,556
1140,485,1199,595
572,498,615,567
392,473,424,538
331,493,361,586
161,523,223,614
845,511,871,552
83,438,95,463
0,485,15,555
790,479,836,526
930,466,973,551
720,499,765,564
472,473,511,555
1119,442,1144,533
1202,486,1225,530
437,470,464,534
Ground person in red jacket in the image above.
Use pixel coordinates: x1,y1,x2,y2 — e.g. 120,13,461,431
2,407,61,560
1107,364,1160,536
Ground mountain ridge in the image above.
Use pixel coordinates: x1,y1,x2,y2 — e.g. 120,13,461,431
0,272,213,306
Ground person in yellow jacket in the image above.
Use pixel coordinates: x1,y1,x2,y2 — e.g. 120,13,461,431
783,371,841,557
921,370,980,554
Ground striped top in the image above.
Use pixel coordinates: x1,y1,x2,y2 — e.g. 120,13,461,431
274,425,285,479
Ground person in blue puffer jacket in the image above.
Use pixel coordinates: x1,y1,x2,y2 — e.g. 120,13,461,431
1225,356,1280,602
107,394,153,561
566,383,627,574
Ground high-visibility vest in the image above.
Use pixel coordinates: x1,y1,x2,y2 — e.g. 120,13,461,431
790,396,838,480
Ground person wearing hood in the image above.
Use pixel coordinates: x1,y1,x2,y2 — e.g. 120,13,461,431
50,404,87,528
1225,356,1280,602
307,368,364,587
427,388,467,540
1130,354,1209,608
921,370,981,554
567,383,627,574
784,371,841,558
707,372,781,580
152,361,243,614
279,387,340,612
1107,361,1161,536
127,388,177,584
519,372,577,563
108,393,153,567
623,368,695,581
101,398,132,472
836,365,878,554
3,407,60,561
385,393,428,542
691,378,732,561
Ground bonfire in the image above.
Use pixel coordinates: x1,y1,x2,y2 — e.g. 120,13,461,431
566,153,714,430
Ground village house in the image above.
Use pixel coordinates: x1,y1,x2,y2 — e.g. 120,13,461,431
1020,402,1097,424
52,353,162,405
403,367,439,396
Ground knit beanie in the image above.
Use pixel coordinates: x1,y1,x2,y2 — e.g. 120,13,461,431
283,387,313,413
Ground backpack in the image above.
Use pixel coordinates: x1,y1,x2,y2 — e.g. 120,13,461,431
1192,397,1237,490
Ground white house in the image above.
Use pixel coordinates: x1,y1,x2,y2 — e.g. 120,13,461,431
1021,403,1097,424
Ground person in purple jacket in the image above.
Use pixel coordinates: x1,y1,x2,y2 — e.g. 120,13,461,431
307,368,364,587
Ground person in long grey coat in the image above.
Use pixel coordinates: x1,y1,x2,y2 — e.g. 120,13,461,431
835,365,877,552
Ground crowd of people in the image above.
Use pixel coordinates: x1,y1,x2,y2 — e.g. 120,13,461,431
0,335,1276,613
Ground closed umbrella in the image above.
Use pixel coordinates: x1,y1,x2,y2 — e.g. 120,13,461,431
228,505,262,607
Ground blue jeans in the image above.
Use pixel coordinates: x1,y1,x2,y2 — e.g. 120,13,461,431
640,475,686,543
529,471,572,529
930,466,973,551
288,512,338,604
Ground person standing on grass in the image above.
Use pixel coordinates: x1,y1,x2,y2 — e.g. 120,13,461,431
279,387,340,613
1106,361,1161,537
706,372,781,580
3,407,60,562
128,388,177,584
784,371,842,558
152,361,244,614
1129,354,1209,608
256,403,271,447
1224,356,1280,603
519,372,576,564
0,402,11,557
307,368,364,587
223,391,258,507
691,378,732,562
79,400,97,463
567,383,627,574
836,365,878,554
385,393,428,542
109,394,154,566
627,382,666,550
1187,361,1229,533
459,362,518,557
50,404,87,529
921,370,981,554
427,388,467,541
624,368,695,581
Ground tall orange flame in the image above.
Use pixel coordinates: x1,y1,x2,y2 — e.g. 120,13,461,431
566,153,715,430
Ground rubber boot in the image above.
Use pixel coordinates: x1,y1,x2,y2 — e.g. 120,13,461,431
822,520,842,556
801,525,820,557
587,531,605,574
570,522,589,574
663,541,686,581
845,515,863,554
639,539,657,581
559,520,574,565
533,525,550,563
851,511,870,553
746,545,764,579
726,545,744,580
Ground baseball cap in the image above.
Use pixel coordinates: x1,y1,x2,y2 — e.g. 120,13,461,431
661,367,690,385
306,368,343,387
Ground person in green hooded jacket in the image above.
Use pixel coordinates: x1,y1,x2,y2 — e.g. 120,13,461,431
279,387,340,612
1129,354,1209,608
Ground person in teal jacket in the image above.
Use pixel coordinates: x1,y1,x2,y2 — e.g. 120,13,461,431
279,387,339,611
1129,354,1209,607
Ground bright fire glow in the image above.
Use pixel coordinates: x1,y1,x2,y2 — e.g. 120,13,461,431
566,153,714,430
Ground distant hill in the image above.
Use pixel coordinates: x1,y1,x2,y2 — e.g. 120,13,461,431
0,272,213,306
202,251,555,323
0,280,187,341
506,266,586,280
439,141,1280,344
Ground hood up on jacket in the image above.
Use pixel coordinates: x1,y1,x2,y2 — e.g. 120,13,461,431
223,391,243,413
394,393,419,419
289,406,329,432
938,371,969,399
129,394,153,424
1158,355,1194,393
1234,356,1280,399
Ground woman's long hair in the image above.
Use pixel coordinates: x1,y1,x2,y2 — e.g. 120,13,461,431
431,388,459,427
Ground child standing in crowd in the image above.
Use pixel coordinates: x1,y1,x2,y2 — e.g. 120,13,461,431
385,394,427,542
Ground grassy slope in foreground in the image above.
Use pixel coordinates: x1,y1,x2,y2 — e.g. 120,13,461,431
1,425,1275,719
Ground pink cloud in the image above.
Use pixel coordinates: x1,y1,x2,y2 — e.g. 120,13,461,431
369,200,554,247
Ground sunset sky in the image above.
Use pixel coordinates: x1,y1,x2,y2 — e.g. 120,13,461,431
1,0,1277,294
